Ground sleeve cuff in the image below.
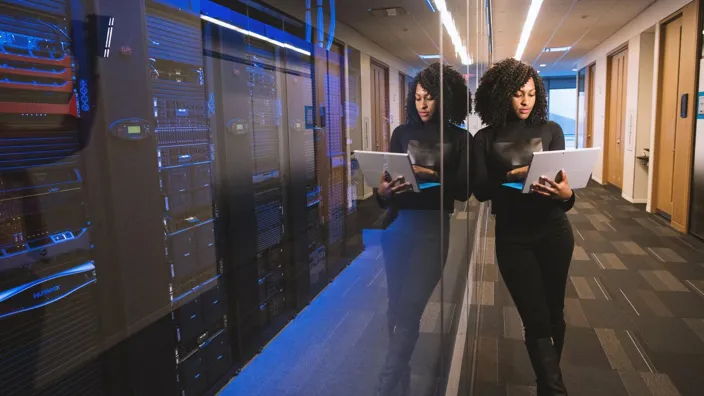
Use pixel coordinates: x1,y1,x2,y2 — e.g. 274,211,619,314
561,190,576,211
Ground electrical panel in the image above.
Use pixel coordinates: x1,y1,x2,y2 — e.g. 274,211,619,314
0,1,101,395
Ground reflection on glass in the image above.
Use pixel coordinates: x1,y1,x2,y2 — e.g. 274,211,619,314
0,0,489,395
375,63,471,395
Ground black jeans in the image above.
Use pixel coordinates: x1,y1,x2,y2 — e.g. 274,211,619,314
495,214,574,341
382,210,451,334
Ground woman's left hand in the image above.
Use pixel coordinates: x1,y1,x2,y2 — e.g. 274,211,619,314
530,169,573,200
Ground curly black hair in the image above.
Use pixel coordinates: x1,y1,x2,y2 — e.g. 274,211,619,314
474,58,548,128
406,62,470,126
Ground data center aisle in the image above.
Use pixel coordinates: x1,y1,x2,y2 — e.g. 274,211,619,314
465,182,704,396
218,202,475,396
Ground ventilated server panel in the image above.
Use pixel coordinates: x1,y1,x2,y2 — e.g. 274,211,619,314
146,6,229,396
245,37,286,326
0,1,100,395
146,8,219,303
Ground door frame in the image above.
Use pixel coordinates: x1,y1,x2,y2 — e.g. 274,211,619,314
652,2,699,232
576,63,596,149
586,63,596,148
604,46,628,188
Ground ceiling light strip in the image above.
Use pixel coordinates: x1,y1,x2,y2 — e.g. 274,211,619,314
514,0,544,61
433,0,472,65
201,14,311,56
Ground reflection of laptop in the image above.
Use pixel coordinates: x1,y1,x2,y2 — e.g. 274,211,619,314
502,148,601,193
354,151,441,193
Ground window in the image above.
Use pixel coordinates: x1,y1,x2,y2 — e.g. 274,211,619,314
543,77,577,149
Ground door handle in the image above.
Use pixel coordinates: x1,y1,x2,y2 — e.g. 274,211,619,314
681,93,689,118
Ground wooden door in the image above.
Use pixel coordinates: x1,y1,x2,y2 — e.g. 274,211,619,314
399,73,407,125
655,16,683,216
371,60,389,151
586,63,596,148
605,49,628,188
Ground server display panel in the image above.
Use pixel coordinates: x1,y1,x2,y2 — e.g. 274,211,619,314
0,1,101,394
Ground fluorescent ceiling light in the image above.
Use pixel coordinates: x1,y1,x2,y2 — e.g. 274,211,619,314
539,64,546,67
572,68,578,71
433,0,472,65
420,54,441,59
515,0,544,61
544,46,571,53
201,14,311,56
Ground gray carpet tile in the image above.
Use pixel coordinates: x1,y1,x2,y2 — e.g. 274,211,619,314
467,183,704,396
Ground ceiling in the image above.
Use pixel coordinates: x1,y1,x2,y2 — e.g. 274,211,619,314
331,0,490,72
259,0,657,77
493,0,658,76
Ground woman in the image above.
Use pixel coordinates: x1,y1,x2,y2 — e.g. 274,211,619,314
473,58,574,396
374,62,472,395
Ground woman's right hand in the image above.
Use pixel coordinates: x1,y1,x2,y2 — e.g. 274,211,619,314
506,166,529,182
379,172,411,198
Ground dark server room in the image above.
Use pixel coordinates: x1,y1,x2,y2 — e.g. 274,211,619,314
0,0,366,394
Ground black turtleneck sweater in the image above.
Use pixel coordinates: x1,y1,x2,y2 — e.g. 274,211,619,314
473,120,575,223
377,122,472,211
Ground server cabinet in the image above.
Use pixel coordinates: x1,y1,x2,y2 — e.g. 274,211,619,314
203,7,290,359
0,1,102,394
202,0,362,368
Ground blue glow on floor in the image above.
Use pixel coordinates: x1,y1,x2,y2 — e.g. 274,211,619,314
218,230,385,396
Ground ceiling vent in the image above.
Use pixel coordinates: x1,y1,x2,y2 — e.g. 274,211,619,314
369,7,408,17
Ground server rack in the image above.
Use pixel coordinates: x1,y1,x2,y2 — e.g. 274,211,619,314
144,3,231,395
0,0,101,394
203,7,291,359
202,0,362,368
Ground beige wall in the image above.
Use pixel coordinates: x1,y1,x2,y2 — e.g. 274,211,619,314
634,32,655,203
576,0,692,207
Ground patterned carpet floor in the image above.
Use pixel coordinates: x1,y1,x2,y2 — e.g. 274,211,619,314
465,183,704,396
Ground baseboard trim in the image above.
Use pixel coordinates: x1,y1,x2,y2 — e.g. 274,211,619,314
622,195,647,204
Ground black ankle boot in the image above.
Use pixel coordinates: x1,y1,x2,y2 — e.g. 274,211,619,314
526,338,568,396
375,327,417,396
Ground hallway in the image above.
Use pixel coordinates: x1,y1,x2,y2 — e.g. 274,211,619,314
467,183,704,396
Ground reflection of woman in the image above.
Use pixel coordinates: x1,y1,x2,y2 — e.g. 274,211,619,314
374,62,472,396
473,58,574,396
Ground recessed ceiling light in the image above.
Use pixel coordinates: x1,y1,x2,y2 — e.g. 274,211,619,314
369,7,408,17
543,46,571,53
572,68,578,71
540,64,547,67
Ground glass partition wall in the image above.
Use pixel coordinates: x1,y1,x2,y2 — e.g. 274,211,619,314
0,0,491,395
